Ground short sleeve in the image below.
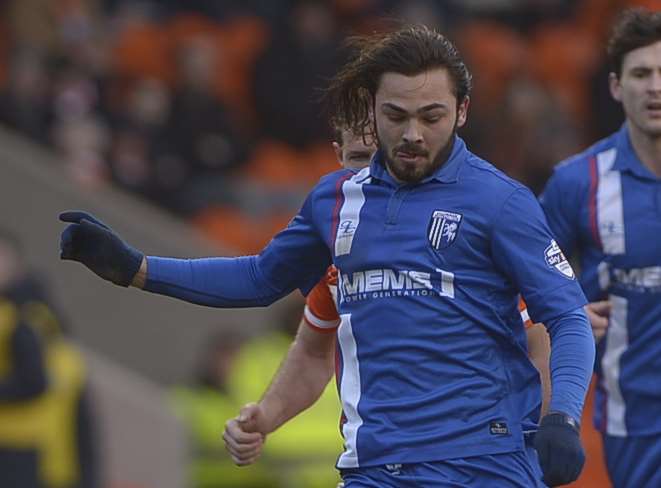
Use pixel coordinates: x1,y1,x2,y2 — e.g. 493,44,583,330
518,297,533,329
303,267,340,333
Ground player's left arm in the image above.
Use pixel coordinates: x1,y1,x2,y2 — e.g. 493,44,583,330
492,187,595,486
223,319,336,465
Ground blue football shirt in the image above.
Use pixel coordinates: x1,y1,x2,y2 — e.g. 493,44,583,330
146,136,589,467
541,124,661,438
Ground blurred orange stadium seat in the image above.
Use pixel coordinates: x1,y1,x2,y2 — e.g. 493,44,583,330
243,140,305,187
112,21,174,84
456,22,528,112
166,13,269,126
193,206,262,254
304,142,342,184
530,22,600,123
626,0,660,9
574,0,623,42
193,206,294,255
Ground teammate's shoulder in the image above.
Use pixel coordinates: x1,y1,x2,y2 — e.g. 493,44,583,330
319,167,354,183
552,133,619,179
313,167,368,193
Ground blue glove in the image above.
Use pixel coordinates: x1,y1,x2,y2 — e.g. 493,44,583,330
534,412,585,487
59,211,144,287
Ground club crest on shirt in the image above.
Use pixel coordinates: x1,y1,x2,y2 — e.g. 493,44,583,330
544,240,575,279
428,210,462,250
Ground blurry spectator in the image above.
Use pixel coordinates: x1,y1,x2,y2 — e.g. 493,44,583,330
109,32,251,215
392,0,448,32
0,230,99,488
171,331,274,488
109,78,176,202
7,0,104,57
163,36,250,213
0,49,53,143
0,230,49,488
29,298,100,488
51,62,111,188
252,0,344,147
473,74,581,193
0,0,640,257
6,0,60,55
446,0,578,33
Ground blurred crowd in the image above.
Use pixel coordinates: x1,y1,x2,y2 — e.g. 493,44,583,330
0,230,98,488
0,0,656,254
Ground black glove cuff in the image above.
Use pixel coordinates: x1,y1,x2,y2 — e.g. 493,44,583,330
118,246,144,287
541,412,580,433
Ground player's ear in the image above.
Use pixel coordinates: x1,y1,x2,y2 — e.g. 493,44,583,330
609,72,622,103
456,96,469,129
332,142,343,166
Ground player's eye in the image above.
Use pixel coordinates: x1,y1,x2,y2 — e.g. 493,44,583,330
385,112,406,122
630,69,650,78
423,116,442,124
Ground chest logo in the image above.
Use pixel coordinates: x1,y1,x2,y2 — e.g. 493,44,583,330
428,210,462,250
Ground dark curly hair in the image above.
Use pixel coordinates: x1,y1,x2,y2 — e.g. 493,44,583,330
325,25,472,139
608,7,661,78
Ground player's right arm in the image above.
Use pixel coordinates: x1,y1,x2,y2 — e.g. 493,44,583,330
223,316,336,466
58,181,334,307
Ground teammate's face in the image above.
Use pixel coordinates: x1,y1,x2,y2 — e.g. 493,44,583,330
610,40,661,138
333,130,376,170
374,68,468,184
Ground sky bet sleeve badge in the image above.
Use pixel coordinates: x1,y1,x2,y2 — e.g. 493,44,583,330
545,240,575,279
428,210,462,250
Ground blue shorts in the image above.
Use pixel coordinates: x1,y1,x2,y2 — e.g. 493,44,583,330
340,445,545,488
603,433,661,488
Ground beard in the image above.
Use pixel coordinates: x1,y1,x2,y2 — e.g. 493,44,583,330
380,124,457,184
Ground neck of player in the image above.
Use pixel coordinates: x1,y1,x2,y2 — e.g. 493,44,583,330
628,121,661,177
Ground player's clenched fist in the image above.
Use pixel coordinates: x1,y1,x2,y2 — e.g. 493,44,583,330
223,403,268,466
584,301,611,342
534,412,585,486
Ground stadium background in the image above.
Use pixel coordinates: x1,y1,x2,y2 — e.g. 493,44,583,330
1,0,656,487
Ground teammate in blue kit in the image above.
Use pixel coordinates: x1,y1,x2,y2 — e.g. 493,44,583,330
540,8,661,488
59,25,595,487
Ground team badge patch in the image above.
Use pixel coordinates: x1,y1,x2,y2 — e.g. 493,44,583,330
545,240,575,279
428,210,462,250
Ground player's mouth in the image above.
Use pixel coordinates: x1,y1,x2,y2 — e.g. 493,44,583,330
396,151,424,162
646,101,661,117
395,147,428,163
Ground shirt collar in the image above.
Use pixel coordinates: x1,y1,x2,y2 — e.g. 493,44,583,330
369,135,468,186
612,123,659,181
